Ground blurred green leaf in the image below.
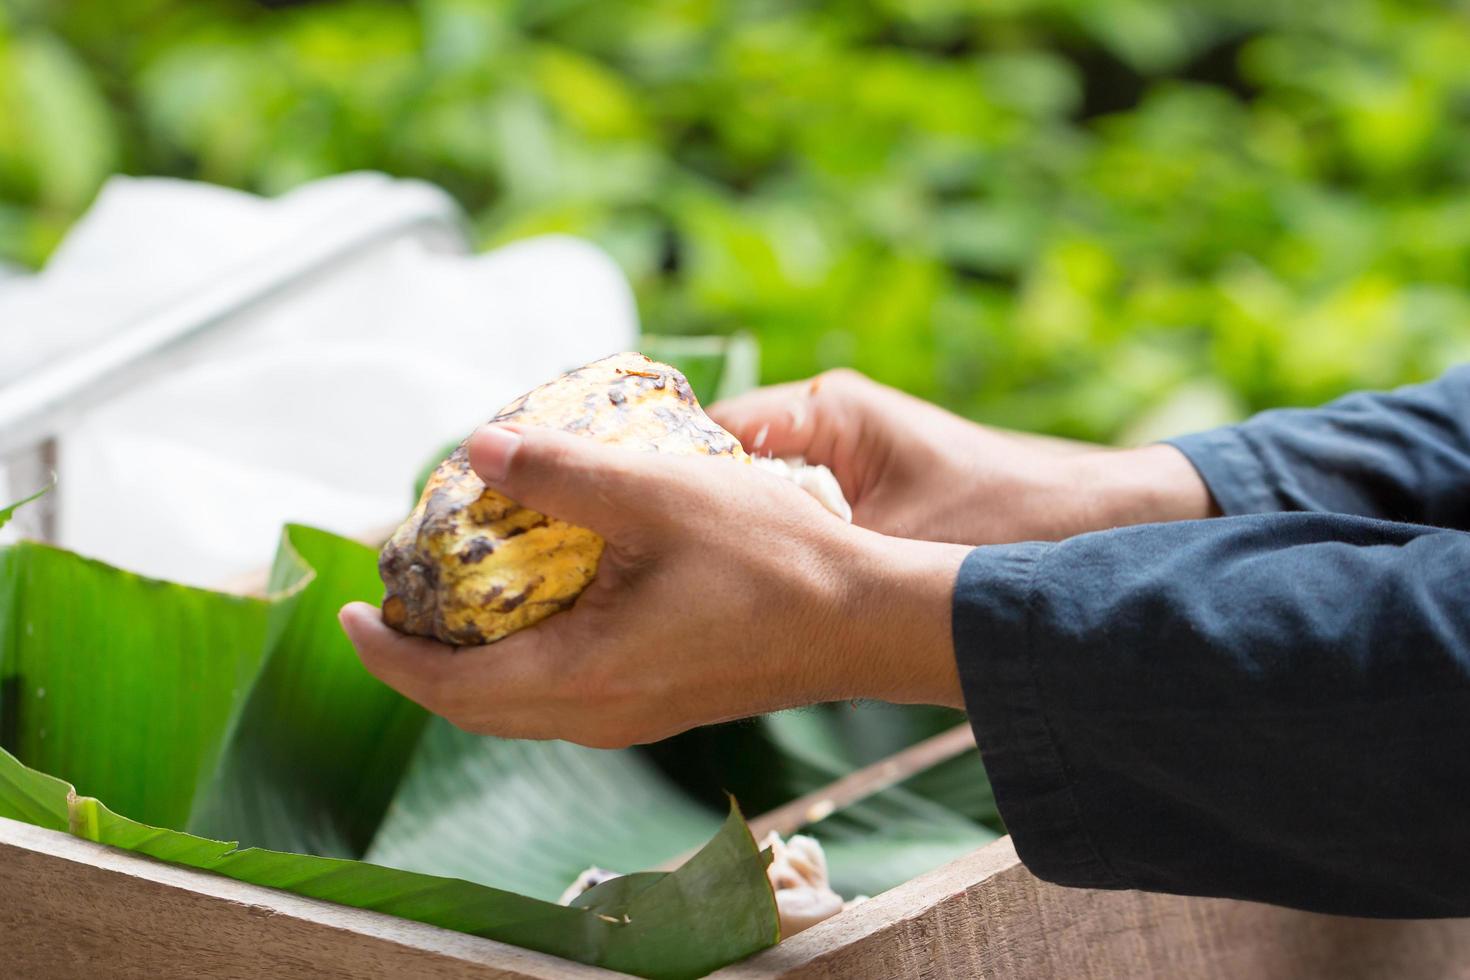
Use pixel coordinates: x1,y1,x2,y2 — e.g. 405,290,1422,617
0,30,115,209
0,482,52,531
5,0,1470,438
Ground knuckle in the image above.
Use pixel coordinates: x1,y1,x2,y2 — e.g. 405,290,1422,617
569,718,640,750
422,673,459,713
596,452,641,491
537,439,580,485
816,367,866,391
560,655,647,719
561,652,615,703
447,714,492,736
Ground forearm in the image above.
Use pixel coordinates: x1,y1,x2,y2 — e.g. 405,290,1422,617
1008,364,1470,537
982,442,1220,543
953,512,1470,916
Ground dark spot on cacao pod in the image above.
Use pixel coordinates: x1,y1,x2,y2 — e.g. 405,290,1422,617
458,538,495,564
382,594,407,627
448,622,489,646
427,484,457,512
497,588,533,612
503,516,549,540
491,393,529,422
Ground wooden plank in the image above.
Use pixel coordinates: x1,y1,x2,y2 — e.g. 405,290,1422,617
743,724,975,844
713,836,1470,979
657,724,977,872
9,805,1470,979
0,816,621,980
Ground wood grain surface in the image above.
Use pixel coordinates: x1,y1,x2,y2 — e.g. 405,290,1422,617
713,836,1470,979
0,816,617,980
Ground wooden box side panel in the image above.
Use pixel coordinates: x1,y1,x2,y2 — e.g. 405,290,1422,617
0,817,617,980
717,836,1470,980
9,810,1470,980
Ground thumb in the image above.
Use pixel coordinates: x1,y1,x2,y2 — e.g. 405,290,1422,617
466,423,658,531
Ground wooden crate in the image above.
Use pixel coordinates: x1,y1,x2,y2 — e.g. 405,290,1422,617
6,813,1469,979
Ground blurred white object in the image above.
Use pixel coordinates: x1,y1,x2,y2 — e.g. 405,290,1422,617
751,457,852,522
556,867,622,906
762,831,846,937
558,832,851,939
0,173,637,586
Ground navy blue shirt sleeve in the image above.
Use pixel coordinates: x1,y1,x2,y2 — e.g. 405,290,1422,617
1166,365,1470,528
955,514,1470,917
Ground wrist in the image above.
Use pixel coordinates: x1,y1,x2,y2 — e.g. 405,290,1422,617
824,529,969,708
1067,443,1219,533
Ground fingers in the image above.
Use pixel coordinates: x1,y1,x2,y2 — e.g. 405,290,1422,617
709,369,886,471
341,601,468,708
466,424,660,531
339,601,654,746
340,602,553,734
707,380,807,453
709,373,853,460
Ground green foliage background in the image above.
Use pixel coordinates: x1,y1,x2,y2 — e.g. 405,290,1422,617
3,0,1470,440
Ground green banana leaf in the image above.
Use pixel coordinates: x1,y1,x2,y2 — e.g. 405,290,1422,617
0,745,776,979
177,525,725,907
0,538,274,829
366,721,724,902
0,525,780,977
189,525,428,856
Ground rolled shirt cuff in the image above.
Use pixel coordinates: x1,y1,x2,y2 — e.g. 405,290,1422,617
952,543,1121,890
1165,427,1276,516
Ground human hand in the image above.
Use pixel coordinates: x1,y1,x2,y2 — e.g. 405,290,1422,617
709,369,1215,545
340,423,969,748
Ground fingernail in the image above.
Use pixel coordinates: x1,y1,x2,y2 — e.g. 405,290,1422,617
338,602,370,636
470,425,523,484
753,422,769,449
